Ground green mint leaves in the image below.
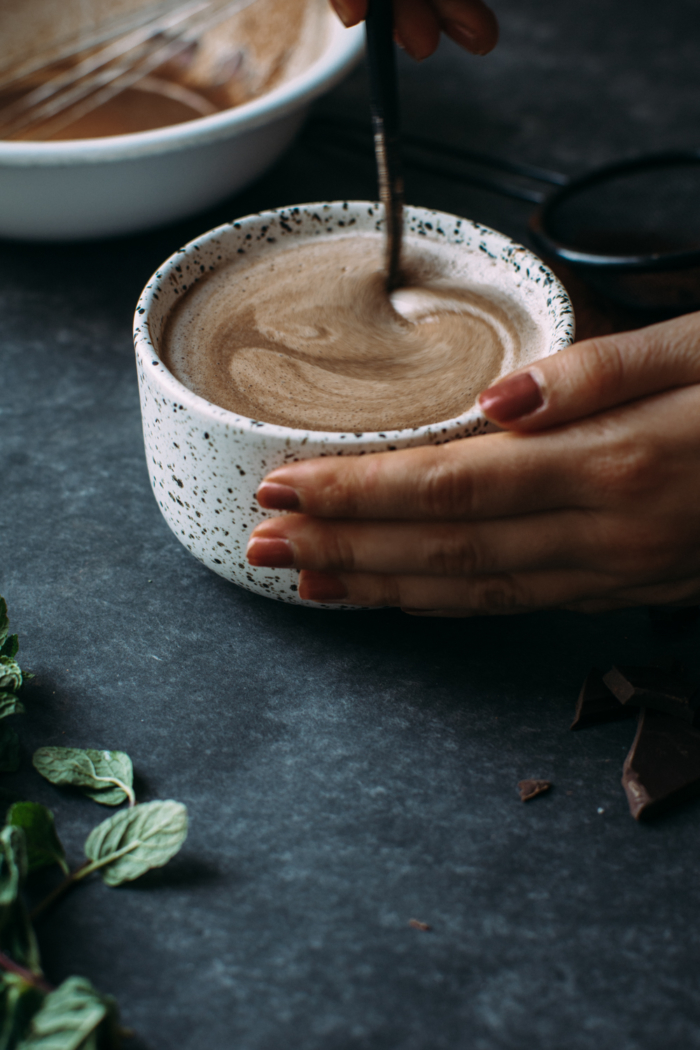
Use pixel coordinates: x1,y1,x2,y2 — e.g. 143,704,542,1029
0,659,22,696
0,697,24,721
0,826,41,978
0,596,190,1046
5,805,68,877
0,635,19,662
0,972,45,1050
0,599,25,775
82,801,188,887
32,749,135,808
0,599,13,653
15,976,120,1050
0,600,22,696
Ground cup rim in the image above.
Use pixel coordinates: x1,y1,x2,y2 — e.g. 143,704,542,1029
133,201,575,445
0,18,364,165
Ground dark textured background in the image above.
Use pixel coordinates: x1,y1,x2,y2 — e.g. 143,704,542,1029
3,1,700,1047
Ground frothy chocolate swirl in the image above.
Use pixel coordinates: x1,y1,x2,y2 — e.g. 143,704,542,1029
161,233,524,432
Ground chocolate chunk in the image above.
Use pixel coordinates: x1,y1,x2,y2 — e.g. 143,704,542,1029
622,708,700,819
409,919,432,931
570,667,636,729
603,665,699,723
518,779,552,801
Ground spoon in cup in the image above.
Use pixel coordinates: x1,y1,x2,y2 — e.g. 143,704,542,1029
365,0,404,291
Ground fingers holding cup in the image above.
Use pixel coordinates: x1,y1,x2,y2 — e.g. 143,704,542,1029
247,511,607,578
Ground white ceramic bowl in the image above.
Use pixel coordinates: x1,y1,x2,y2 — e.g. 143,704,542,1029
133,201,575,606
0,19,363,242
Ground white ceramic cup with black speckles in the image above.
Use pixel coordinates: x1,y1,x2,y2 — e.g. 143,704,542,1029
133,201,575,607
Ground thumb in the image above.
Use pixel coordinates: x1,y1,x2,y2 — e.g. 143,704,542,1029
478,311,700,432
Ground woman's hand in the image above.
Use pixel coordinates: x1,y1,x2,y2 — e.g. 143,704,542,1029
329,0,498,60
246,312,700,615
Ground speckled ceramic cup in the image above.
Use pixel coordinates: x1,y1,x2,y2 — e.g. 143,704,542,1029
133,201,575,606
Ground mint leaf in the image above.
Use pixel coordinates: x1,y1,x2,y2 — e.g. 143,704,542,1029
0,660,21,695
0,727,20,775
0,827,41,976
15,976,120,1050
0,696,24,721
0,973,45,1050
5,804,68,877
84,800,188,887
32,749,134,807
0,600,8,650
0,827,25,910
0,636,18,662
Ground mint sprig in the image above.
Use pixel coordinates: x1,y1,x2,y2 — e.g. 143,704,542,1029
0,596,189,1047
5,804,69,877
15,976,120,1050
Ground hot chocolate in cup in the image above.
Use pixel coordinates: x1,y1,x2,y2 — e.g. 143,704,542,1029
133,201,575,607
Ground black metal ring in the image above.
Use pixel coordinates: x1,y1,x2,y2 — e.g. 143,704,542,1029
530,149,700,272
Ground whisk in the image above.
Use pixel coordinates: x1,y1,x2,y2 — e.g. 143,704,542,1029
0,0,257,141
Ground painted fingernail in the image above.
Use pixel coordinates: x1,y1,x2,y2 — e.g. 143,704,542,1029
246,537,294,568
393,30,429,62
329,0,354,27
478,372,543,423
256,482,300,511
442,20,484,54
299,571,348,602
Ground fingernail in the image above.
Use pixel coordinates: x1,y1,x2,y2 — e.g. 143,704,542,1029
299,571,348,602
393,30,428,61
329,0,353,27
442,20,486,55
246,537,294,568
256,482,300,511
478,372,543,423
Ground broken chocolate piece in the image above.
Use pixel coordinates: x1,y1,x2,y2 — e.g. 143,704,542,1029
570,667,636,729
603,665,699,723
622,708,700,819
409,919,432,931
518,779,552,802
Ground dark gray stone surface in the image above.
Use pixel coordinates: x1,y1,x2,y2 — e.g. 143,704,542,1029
3,1,700,1047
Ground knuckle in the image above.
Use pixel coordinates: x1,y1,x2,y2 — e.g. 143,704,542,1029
349,573,402,608
578,336,627,402
317,469,361,516
470,574,531,614
312,456,379,516
418,460,474,518
327,534,356,572
375,575,404,608
423,530,483,576
330,454,394,515
587,436,660,502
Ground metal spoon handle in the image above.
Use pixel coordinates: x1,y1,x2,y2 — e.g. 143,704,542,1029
365,0,404,290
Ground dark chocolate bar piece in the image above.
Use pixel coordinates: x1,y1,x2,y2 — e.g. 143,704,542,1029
570,667,635,730
603,665,699,723
409,919,432,931
518,779,551,802
622,708,700,819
